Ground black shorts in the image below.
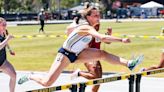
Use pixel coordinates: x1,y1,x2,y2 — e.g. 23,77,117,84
58,48,77,63
0,58,6,67
0,51,6,67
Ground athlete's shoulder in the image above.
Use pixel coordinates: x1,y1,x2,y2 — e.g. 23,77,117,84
76,24,95,32
75,25,95,36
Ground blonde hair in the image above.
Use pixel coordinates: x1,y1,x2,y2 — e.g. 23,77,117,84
76,2,99,24
80,3,99,19
0,17,6,23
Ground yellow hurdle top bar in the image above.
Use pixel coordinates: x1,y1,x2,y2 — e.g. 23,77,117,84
137,67,164,76
26,68,164,92
26,73,131,92
13,34,164,39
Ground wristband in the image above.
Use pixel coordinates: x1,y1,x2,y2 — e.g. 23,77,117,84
121,38,123,42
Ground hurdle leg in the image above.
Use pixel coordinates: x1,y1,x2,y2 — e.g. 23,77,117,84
128,75,135,92
70,84,77,92
136,74,142,92
79,83,86,92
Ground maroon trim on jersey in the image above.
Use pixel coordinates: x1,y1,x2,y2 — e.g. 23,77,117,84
89,38,101,49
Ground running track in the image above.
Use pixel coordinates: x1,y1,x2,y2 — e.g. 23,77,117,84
0,71,164,92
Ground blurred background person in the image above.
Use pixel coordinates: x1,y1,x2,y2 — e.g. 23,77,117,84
38,8,45,33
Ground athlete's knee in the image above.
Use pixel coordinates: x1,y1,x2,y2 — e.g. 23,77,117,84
90,68,102,78
42,81,52,87
93,74,102,79
90,73,100,79
42,79,53,87
10,71,16,80
13,72,16,79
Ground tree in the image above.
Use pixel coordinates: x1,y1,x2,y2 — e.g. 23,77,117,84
0,0,4,13
0,0,86,13
100,0,112,11
60,0,81,9
2,0,21,13
18,0,36,13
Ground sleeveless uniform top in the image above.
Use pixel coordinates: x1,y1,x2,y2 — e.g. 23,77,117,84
62,26,92,55
80,22,101,49
0,35,6,66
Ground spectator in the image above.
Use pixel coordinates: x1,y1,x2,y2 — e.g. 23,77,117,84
38,8,45,33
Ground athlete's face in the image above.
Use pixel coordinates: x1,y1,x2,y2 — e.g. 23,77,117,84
0,21,6,34
87,9,100,28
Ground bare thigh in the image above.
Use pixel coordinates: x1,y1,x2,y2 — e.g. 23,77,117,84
159,52,164,67
0,60,16,77
46,53,70,84
77,48,102,63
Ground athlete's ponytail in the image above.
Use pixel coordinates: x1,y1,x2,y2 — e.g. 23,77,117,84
74,13,81,24
75,2,99,24
79,2,98,21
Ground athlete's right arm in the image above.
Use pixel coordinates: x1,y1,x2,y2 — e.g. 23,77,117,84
0,35,14,50
90,32,130,43
76,25,130,43
86,26,131,43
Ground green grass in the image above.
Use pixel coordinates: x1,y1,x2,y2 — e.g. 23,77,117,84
7,21,164,77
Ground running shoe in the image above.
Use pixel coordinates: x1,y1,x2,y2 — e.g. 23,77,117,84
128,54,144,71
18,75,29,85
70,69,81,80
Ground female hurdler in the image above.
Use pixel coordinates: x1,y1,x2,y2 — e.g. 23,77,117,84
18,7,144,86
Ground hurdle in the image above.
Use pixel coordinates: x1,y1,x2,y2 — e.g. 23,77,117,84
26,68,164,92
26,73,132,92
135,68,164,92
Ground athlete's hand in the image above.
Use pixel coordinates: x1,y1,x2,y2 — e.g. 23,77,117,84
10,51,15,56
7,35,14,40
105,27,112,44
106,27,112,35
122,38,131,43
